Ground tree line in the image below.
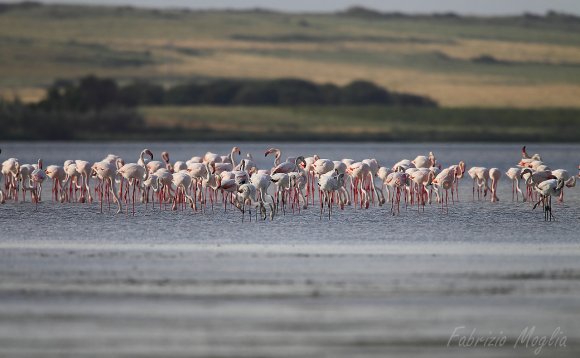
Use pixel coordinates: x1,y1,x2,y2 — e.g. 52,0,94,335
0,75,436,140
36,76,437,110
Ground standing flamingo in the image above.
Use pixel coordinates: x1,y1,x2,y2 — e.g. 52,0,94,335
505,167,524,201
92,161,122,213
318,171,345,220
532,178,564,221
2,155,20,200
116,149,152,215
489,168,501,202
75,160,93,203
550,169,576,202
30,159,46,207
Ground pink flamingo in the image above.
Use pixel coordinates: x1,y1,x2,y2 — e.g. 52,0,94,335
489,168,501,202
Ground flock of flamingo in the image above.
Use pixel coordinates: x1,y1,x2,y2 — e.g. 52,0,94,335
0,146,578,220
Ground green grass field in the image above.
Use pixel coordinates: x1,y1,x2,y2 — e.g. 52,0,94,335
2,4,580,107
139,106,580,142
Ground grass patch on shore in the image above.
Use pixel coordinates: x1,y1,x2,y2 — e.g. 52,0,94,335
140,106,580,142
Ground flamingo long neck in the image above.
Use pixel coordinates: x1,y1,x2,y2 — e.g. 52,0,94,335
139,152,149,182
139,151,146,167
230,149,237,168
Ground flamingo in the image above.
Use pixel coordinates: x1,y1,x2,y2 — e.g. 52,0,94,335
216,175,239,212
447,161,465,200
270,172,290,214
171,171,194,211
432,168,455,211
201,163,218,211
30,159,46,207
224,147,241,167
520,168,554,202
318,170,345,220
251,171,275,218
75,160,93,203
347,162,372,209
203,152,221,165
174,161,187,172
116,149,152,215
532,178,564,221
384,171,407,215
521,146,542,161
302,155,319,204
505,167,524,201
468,167,489,200
392,159,414,172
1,155,20,200
411,152,436,168
489,168,501,202
91,160,122,213
266,147,295,167
18,163,35,202
287,157,308,211
45,165,67,202
362,158,381,204
377,166,392,203
408,169,434,210
232,183,256,221
146,151,172,174
550,169,576,202
153,168,174,208
63,160,80,202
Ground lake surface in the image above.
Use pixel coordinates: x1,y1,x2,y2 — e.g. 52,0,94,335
1,142,579,357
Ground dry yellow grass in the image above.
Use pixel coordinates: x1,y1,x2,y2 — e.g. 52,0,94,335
141,51,579,108
112,36,580,65
3,6,580,108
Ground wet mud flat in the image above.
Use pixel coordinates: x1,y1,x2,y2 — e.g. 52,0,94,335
0,242,579,357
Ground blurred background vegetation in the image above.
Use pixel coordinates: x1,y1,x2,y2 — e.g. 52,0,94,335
0,2,579,141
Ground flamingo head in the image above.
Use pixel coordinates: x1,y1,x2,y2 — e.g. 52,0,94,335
519,168,532,179
90,163,99,177
232,147,241,156
265,148,280,159
143,149,153,160
457,161,466,178
295,156,306,168
161,151,170,163
427,171,436,185
429,151,436,165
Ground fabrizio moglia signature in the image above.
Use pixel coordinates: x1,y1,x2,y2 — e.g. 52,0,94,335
447,326,567,355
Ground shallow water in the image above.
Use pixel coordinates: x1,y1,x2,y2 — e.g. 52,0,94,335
1,142,579,357
1,142,579,244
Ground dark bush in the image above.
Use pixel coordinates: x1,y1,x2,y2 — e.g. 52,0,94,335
199,80,245,105
340,80,393,105
119,81,165,106
165,83,203,105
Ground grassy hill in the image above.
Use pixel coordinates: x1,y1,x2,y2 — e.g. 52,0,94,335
1,3,580,108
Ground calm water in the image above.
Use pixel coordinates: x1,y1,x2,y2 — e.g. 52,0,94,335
1,142,580,357
1,142,578,244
